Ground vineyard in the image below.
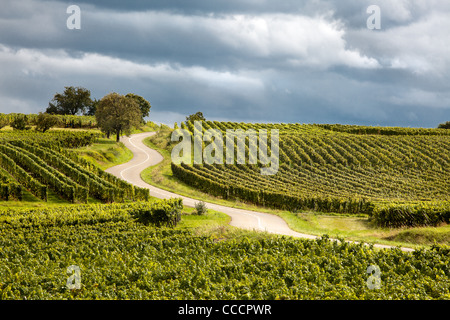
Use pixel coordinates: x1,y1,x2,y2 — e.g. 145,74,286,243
0,201,448,299
0,119,448,301
171,121,450,228
0,130,149,203
0,113,97,129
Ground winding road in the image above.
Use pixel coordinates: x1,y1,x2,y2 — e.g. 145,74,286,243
106,132,414,252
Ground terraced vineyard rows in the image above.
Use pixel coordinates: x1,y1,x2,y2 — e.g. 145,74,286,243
0,131,149,203
171,121,450,227
0,201,448,299
0,167,22,201
0,121,448,301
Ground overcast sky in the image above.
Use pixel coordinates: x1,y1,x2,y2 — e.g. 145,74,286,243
1,0,449,127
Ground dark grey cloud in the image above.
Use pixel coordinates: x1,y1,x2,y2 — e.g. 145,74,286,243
54,0,330,15
0,0,448,128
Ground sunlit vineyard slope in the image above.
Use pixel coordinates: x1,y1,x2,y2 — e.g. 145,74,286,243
171,121,450,227
0,130,148,203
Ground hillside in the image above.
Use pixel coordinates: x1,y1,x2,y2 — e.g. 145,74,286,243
0,130,149,203
0,119,449,301
171,121,450,228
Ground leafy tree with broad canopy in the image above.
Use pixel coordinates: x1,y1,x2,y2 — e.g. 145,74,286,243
96,93,142,142
125,93,151,123
186,111,205,122
46,86,93,115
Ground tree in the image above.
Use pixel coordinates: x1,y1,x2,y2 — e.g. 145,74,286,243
186,111,205,122
84,98,99,116
125,93,151,122
46,86,93,115
96,93,142,142
35,112,60,132
438,121,450,129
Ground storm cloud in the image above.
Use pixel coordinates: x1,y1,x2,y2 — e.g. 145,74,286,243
0,0,449,127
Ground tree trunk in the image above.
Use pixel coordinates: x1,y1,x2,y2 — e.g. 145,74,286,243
116,130,120,142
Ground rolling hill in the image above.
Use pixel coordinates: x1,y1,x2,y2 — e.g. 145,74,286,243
171,121,450,227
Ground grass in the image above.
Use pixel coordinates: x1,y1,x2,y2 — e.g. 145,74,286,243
383,224,450,245
280,211,450,249
138,129,449,249
69,122,165,170
70,137,134,170
176,206,285,242
177,207,230,231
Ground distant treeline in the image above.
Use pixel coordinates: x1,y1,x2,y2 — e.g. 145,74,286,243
315,123,450,135
0,113,97,129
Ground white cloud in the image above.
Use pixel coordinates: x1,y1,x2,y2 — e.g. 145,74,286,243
376,0,413,23
1,3,381,71
0,43,266,115
348,10,450,76
88,10,380,70
215,13,380,69
0,44,264,91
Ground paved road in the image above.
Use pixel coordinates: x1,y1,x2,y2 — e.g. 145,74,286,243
106,132,414,252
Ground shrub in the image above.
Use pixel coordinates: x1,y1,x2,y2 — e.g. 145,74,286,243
34,112,60,132
10,114,30,131
131,199,183,227
194,201,208,215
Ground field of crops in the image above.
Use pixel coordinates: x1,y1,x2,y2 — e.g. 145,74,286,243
172,121,450,227
0,113,97,129
0,201,448,300
0,130,149,203
0,119,448,301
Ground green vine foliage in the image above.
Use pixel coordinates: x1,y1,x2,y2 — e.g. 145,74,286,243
0,131,149,203
172,121,450,227
0,202,448,300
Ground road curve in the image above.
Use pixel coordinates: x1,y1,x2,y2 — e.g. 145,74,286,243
105,132,316,239
106,132,414,251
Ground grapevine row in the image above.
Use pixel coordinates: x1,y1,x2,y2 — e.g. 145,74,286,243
0,143,88,203
0,202,448,299
170,121,450,225
0,129,150,203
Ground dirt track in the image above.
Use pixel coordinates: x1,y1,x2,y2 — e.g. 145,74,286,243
105,132,414,251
